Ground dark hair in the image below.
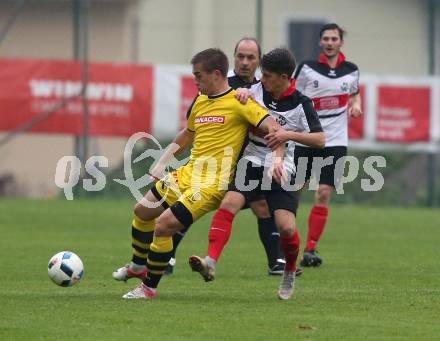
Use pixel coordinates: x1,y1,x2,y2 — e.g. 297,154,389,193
190,48,229,78
234,37,262,59
261,48,296,78
319,23,346,40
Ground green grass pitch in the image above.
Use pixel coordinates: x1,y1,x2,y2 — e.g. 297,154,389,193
0,199,439,340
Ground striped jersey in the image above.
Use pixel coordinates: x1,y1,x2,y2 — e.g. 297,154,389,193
243,81,323,175
294,53,359,147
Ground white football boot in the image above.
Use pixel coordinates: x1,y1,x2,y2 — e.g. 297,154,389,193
277,270,296,300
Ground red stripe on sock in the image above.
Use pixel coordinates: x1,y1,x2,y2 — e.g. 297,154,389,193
207,208,235,261
305,205,329,251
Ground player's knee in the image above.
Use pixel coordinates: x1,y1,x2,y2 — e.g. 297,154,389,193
276,220,294,238
250,200,270,218
155,214,176,237
278,225,294,238
134,202,150,221
219,196,242,214
315,187,332,206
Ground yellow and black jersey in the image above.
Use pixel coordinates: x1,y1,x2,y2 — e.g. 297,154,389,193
182,87,269,190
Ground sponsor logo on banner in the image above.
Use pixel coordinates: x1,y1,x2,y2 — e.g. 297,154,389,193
0,58,152,136
194,116,225,124
29,79,133,102
375,86,430,142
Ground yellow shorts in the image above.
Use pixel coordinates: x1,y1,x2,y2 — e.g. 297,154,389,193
152,168,224,224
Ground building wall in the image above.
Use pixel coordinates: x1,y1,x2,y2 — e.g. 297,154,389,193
260,0,431,76
138,0,439,76
1,0,438,76
0,0,139,62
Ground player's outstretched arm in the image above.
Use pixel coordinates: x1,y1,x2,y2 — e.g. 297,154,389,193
266,130,325,149
150,128,194,180
265,96,325,149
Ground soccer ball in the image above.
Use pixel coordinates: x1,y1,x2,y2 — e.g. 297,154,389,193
47,251,84,287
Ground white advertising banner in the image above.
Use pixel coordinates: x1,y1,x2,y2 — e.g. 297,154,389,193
152,64,194,139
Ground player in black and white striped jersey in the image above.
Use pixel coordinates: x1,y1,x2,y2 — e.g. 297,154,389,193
293,23,363,268
189,48,325,300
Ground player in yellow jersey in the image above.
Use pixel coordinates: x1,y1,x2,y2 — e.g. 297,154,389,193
112,48,284,300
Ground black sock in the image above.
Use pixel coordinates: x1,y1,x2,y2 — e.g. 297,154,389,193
170,226,190,259
257,217,283,268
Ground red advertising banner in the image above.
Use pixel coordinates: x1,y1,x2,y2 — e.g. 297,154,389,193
0,58,153,137
348,85,365,140
179,76,198,130
376,85,430,142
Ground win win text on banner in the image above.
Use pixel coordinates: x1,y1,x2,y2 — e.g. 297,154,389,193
0,58,153,137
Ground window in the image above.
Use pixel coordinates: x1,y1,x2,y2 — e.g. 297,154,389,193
284,18,328,64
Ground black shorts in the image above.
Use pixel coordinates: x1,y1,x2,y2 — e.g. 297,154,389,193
294,145,347,187
228,162,299,215
241,193,266,210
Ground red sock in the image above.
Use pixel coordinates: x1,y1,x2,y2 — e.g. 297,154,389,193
280,229,300,272
207,208,235,261
305,205,329,251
